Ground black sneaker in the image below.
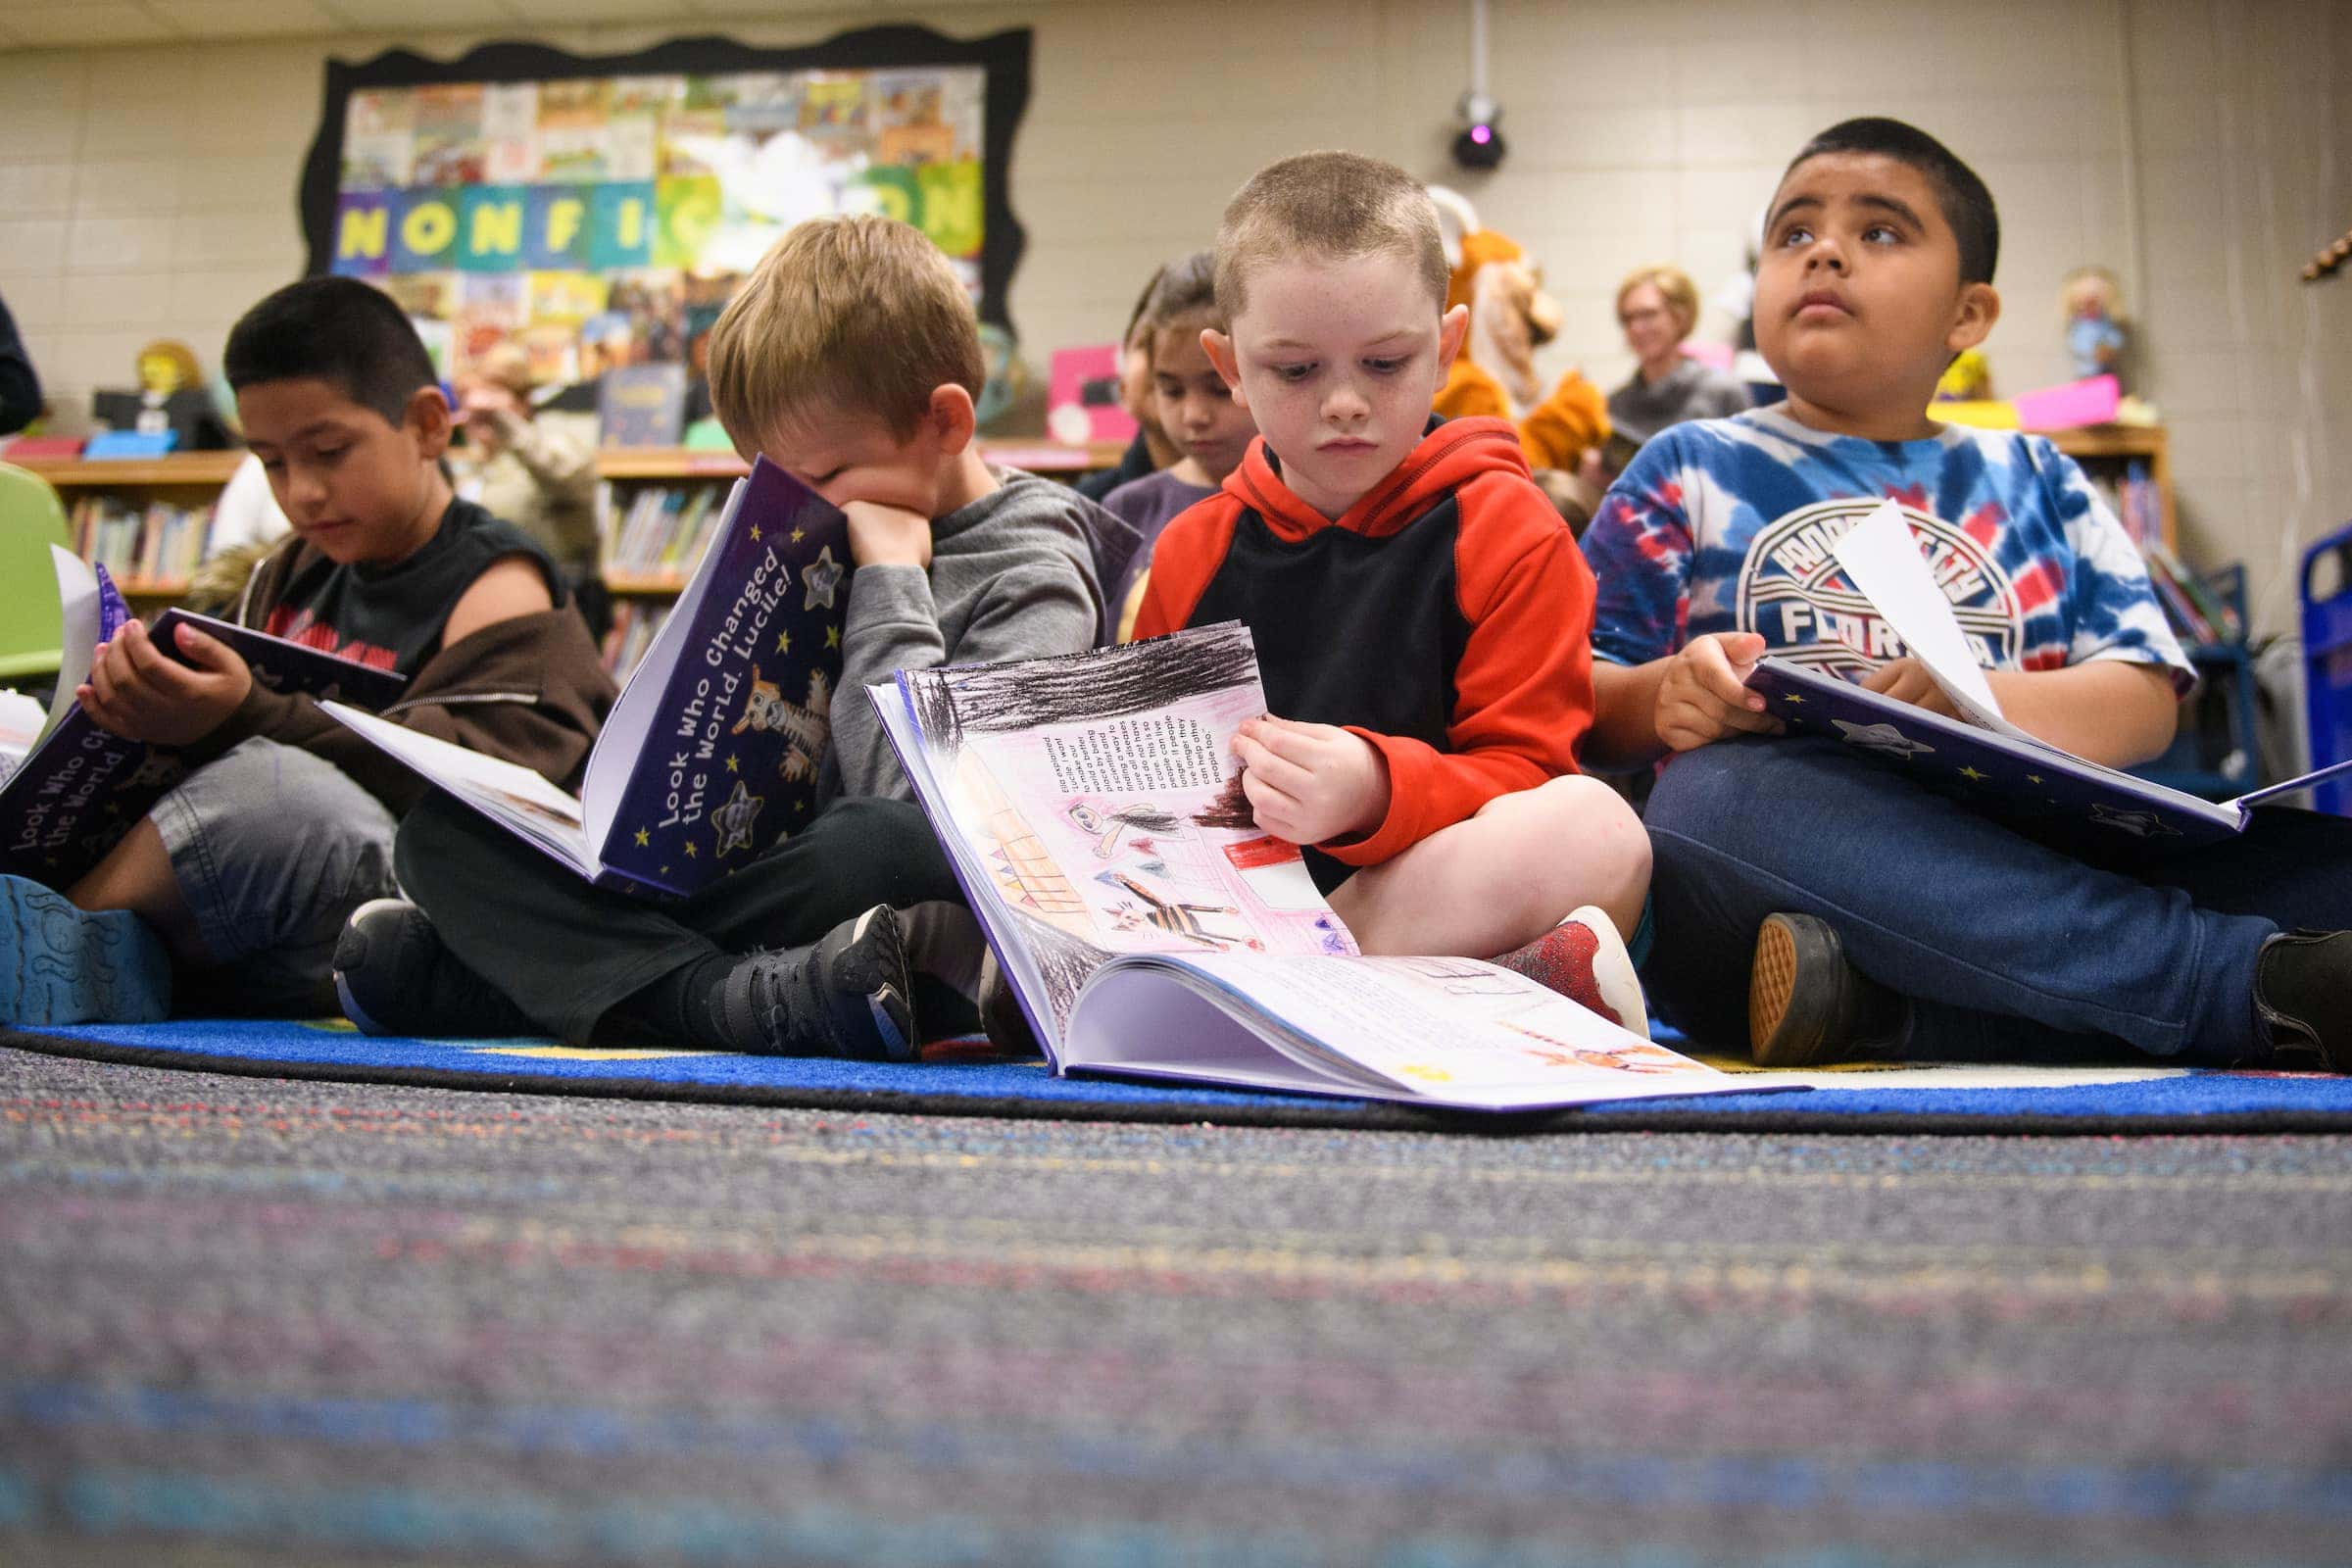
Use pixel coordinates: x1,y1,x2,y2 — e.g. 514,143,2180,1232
1748,911,1908,1067
332,899,538,1038
714,906,916,1061
2253,929,2352,1071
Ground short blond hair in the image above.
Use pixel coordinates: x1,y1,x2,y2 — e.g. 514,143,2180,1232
1214,152,1448,322
1616,265,1700,335
706,214,985,454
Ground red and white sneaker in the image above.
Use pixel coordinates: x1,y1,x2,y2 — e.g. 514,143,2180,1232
1490,906,1650,1039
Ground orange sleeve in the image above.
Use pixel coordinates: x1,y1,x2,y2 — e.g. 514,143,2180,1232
1129,495,1240,642
1322,472,1595,866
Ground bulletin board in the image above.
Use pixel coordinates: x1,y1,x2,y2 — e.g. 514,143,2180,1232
296,26,1030,386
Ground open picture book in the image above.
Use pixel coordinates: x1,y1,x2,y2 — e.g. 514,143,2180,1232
325,456,848,899
1741,500,2352,849
1,550,406,888
869,623,1784,1113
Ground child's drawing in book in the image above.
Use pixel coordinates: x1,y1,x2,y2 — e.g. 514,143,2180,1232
872,625,1774,1114
910,622,1351,1030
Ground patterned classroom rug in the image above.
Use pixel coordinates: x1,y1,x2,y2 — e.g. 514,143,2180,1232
9,1015,2352,1131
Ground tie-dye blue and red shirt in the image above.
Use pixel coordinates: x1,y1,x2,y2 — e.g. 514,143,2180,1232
1582,406,2192,691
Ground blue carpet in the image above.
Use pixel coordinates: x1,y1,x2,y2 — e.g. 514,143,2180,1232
10,1016,2352,1130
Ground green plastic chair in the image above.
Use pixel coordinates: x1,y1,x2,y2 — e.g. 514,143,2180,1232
0,461,74,683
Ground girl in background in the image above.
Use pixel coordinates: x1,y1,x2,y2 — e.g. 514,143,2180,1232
1074,264,1177,501
1100,251,1258,638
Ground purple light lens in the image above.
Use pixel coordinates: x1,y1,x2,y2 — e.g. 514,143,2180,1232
1470,125,1492,144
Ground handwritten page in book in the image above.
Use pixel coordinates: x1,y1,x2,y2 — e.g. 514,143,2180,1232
939,670,1355,962
1829,501,2035,742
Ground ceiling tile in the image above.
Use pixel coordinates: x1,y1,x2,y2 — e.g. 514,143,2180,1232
315,0,518,28
501,0,647,21
2,4,175,45
145,0,340,38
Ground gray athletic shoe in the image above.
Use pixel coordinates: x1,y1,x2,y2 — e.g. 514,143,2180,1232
714,905,916,1061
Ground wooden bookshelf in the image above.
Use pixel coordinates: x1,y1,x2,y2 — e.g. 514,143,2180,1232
2048,423,2174,551
593,438,1127,481
14,452,244,487
15,439,1129,492
603,573,692,596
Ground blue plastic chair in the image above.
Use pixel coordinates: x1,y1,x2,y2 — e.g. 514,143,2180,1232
2300,521,2352,817
0,461,73,683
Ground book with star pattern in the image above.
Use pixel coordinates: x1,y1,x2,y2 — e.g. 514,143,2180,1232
3,550,406,888
324,456,849,899
1744,658,2352,849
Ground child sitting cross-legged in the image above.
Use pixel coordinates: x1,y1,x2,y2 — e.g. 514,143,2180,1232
1579,117,2352,1070
1,277,611,1026
1131,151,1654,1032
332,215,1106,1057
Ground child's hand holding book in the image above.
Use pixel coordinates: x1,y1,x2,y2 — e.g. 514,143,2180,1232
1654,630,1783,752
1231,714,1392,846
79,618,253,749
1858,656,1963,720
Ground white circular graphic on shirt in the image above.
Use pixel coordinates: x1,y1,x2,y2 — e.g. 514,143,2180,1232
1734,498,2021,680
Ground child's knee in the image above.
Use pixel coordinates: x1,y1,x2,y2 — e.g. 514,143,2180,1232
1554,774,1651,891
1522,773,1646,857
1486,774,1650,910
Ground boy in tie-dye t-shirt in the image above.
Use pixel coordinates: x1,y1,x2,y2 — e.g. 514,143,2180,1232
1579,117,2352,1073
1588,407,2188,691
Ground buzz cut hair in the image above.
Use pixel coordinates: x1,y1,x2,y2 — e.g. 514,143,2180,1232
1785,118,2000,286
223,276,438,425
1214,151,1450,322
705,213,986,457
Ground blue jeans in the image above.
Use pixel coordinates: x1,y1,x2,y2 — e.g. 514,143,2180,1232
1640,736,2352,1062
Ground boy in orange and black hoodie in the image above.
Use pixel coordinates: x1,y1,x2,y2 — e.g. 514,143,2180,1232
1133,151,1653,1030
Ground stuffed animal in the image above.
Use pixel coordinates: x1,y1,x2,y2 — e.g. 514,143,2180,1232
2061,267,2130,389
1427,188,1609,473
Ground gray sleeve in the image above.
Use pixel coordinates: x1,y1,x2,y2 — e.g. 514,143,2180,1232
830,556,1100,800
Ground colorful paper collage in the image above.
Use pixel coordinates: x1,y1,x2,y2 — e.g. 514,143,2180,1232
330,64,987,389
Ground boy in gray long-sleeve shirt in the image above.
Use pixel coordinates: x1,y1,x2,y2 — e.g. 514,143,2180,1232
337,217,1103,1057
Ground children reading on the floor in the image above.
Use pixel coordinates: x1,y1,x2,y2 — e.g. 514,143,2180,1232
0,278,612,1027
1100,250,1259,634
1579,117,2352,1070
334,215,1105,1058
1131,151,1653,1033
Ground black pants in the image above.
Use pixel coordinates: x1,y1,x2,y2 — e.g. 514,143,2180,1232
395,793,964,1044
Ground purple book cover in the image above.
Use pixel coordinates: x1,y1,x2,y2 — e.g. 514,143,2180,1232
91,564,132,644
587,457,849,898
1741,657,2283,850
0,610,405,889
